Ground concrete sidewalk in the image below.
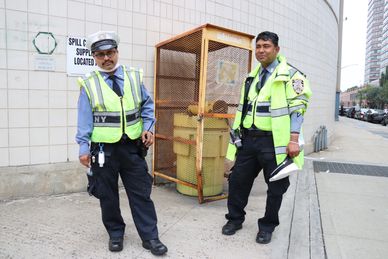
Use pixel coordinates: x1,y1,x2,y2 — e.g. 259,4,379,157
0,117,387,259
309,117,388,259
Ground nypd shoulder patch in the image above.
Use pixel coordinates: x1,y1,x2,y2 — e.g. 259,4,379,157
292,79,304,94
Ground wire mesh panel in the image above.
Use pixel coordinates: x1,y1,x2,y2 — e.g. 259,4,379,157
153,24,254,203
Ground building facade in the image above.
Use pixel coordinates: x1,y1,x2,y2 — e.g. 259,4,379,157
381,0,388,75
0,0,343,198
364,0,386,84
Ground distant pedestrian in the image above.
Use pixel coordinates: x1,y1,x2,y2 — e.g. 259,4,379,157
222,31,312,244
76,31,167,256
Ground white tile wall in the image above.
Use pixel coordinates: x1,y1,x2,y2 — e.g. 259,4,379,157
5,0,27,12
29,90,48,108
53,54,66,72
28,13,49,33
8,109,29,128
29,109,49,127
67,109,77,126
118,26,132,44
0,9,4,29
7,50,28,70
49,127,67,144
0,89,7,108
0,29,5,49
9,127,29,147
8,70,28,89
0,128,8,147
118,10,133,27
68,1,85,20
49,144,67,163
6,10,28,31
133,28,147,45
146,30,159,46
133,13,147,29
119,42,132,60
132,45,147,61
9,89,28,109
67,126,76,143
49,17,67,36
102,7,118,25
30,145,49,164
29,127,49,146
67,143,79,161
28,0,48,15
48,72,67,90
67,76,79,91
85,21,102,35
68,19,85,36
0,148,9,166
160,18,172,33
48,0,67,17
86,4,102,23
67,92,79,109
9,146,30,165
49,90,67,109
0,0,4,8
29,71,48,90
49,109,67,127
0,109,8,128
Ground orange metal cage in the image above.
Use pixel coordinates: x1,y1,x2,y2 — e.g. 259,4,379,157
153,24,254,203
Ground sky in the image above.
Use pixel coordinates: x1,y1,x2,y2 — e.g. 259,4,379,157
340,0,368,91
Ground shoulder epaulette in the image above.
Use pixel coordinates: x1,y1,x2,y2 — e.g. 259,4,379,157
287,62,306,78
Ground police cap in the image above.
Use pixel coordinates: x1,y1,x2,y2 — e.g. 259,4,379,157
86,31,120,52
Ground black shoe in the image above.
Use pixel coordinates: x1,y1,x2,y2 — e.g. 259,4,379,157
142,239,168,256
109,237,123,252
256,230,272,244
222,221,242,235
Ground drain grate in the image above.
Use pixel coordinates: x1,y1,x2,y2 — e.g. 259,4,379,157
313,161,388,177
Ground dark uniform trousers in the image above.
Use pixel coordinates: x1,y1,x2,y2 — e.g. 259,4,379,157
90,140,158,241
226,133,290,233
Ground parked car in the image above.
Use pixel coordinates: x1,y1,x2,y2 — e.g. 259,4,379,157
381,114,388,126
354,108,368,120
346,107,357,118
365,109,385,123
340,107,350,116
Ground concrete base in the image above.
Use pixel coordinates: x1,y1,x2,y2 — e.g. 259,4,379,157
0,162,87,201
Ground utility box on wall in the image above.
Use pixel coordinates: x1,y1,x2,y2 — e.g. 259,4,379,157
153,24,254,203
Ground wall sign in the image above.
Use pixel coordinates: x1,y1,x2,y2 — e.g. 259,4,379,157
67,36,97,76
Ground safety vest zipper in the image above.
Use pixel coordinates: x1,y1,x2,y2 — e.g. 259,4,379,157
119,97,125,135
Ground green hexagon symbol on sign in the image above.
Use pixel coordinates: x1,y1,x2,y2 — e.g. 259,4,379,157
32,32,57,55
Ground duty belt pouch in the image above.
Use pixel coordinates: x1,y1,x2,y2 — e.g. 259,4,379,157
135,139,148,158
86,170,97,198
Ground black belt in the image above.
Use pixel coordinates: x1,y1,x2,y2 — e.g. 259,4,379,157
242,128,272,137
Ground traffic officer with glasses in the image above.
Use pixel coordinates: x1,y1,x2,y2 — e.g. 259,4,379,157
222,31,312,244
76,31,167,256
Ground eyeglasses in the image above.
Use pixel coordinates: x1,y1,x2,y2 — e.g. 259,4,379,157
93,50,117,59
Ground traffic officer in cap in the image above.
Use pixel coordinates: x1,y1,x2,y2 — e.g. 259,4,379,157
76,31,168,256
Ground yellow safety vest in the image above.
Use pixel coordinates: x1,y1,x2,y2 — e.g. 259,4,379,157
226,54,312,168
77,65,143,143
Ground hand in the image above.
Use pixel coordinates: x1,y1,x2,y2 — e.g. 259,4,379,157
287,133,300,158
287,141,300,158
79,154,90,168
142,131,154,148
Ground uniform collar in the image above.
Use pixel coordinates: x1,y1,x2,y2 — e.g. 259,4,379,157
100,65,124,81
260,59,279,75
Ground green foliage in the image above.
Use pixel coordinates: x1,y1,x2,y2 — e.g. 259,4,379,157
361,67,388,109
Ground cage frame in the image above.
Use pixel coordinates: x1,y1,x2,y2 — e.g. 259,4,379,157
153,23,254,203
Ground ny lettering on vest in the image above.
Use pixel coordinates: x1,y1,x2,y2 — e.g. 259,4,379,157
94,116,106,123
